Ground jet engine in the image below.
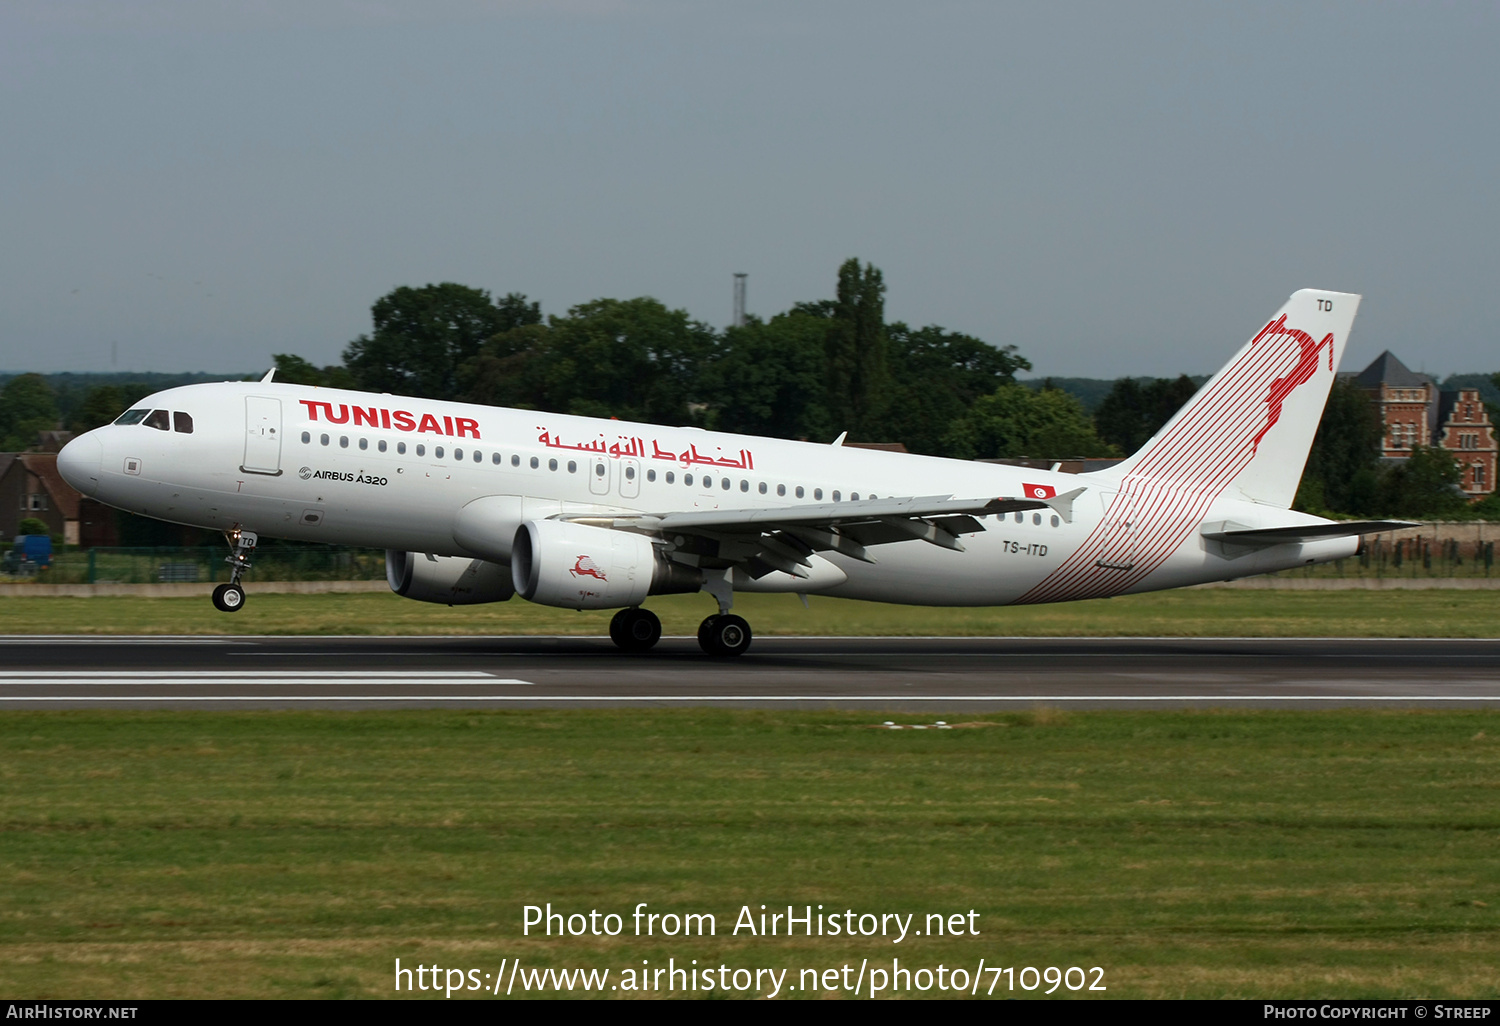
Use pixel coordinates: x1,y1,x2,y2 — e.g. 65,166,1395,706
385,550,515,605
511,519,701,609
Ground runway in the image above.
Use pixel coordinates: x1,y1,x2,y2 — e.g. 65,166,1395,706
2,635,1499,709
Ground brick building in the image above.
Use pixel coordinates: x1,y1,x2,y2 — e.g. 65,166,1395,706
1351,351,1497,499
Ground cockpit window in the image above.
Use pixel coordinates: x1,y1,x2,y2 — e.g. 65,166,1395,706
114,409,150,426
143,410,171,431
173,412,194,434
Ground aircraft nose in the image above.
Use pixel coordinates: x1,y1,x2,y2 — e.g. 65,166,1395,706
57,432,103,495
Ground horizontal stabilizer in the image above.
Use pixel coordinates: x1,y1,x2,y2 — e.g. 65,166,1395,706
1201,520,1419,546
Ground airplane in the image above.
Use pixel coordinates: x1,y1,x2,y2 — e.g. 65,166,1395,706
56,288,1411,656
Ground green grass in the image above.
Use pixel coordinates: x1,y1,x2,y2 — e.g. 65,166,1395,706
2,588,1496,637
2,709,1500,998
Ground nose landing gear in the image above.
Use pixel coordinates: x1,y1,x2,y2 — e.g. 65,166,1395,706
212,528,257,613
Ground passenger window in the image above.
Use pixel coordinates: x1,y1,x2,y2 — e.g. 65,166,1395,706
320,434,330,446
1050,515,1060,528
474,451,482,463
435,446,445,458
1013,511,1023,523
626,466,636,480
758,482,767,494
173,412,194,433
722,478,731,491
740,480,748,492
568,460,577,473
666,471,675,484
359,438,368,450
594,462,605,477
548,458,558,471
454,448,463,460
492,452,501,464
685,474,693,486
114,409,150,425
301,431,311,444
397,441,407,455
776,484,785,496
795,486,804,498
646,468,655,482
510,454,519,466
833,491,841,502
814,488,823,500
144,410,170,431
1032,513,1042,525
530,456,539,469
339,436,349,448
851,492,859,501
417,444,426,457
379,440,387,453
704,476,713,489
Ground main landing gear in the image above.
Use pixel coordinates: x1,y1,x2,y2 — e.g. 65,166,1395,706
605,573,753,657
212,528,257,613
609,607,662,653
697,614,752,657
695,571,752,657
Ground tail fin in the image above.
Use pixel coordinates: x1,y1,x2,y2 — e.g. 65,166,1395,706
1103,288,1361,508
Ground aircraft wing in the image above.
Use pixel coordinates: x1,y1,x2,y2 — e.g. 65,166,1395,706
561,489,1085,580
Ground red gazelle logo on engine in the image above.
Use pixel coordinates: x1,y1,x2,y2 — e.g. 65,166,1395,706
570,556,607,581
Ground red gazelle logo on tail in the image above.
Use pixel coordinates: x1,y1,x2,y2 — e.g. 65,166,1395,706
1251,315,1335,451
570,556,607,581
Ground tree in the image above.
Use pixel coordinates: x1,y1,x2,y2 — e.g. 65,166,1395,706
942,382,1116,460
464,297,714,424
0,374,59,450
1293,377,1384,514
1378,445,1469,519
880,323,1031,454
342,285,541,399
65,385,127,434
1094,375,1200,454
703,313,833,441
270,354,354,389
824,259,890,437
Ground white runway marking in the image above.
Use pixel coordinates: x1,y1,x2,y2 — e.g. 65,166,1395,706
0,671,532,687
4,694,1500,703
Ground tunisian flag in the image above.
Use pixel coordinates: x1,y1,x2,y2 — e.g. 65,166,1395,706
1022,483,1056,500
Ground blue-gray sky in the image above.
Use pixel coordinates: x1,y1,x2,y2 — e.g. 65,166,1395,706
3,1,1496,379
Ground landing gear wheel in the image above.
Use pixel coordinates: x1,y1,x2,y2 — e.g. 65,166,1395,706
609,607,661,653
698,613,752,657
212,582,246,613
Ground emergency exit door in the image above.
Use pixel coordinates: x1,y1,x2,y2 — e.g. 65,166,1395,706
243,396,283,475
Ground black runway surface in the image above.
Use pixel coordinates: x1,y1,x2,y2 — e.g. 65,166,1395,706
2,636,1499,709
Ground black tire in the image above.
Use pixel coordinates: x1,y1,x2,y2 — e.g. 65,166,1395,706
212,583,246,613
701,613,752,657
611,608,661,653
697,614,720,653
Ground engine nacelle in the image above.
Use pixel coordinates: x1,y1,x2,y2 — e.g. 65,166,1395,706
511,519,701,610
386,550,515,605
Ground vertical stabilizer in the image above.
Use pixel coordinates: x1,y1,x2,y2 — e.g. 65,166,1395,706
1019,289,1360,605
1104,288,1360,507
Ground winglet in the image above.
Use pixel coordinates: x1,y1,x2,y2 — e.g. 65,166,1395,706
1042,486,1086,524
260,368,276,383
831,431,847,447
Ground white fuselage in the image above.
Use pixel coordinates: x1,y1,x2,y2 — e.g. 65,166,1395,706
59,381,1355,607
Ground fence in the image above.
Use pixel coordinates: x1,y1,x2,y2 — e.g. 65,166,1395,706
4,546,389,585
